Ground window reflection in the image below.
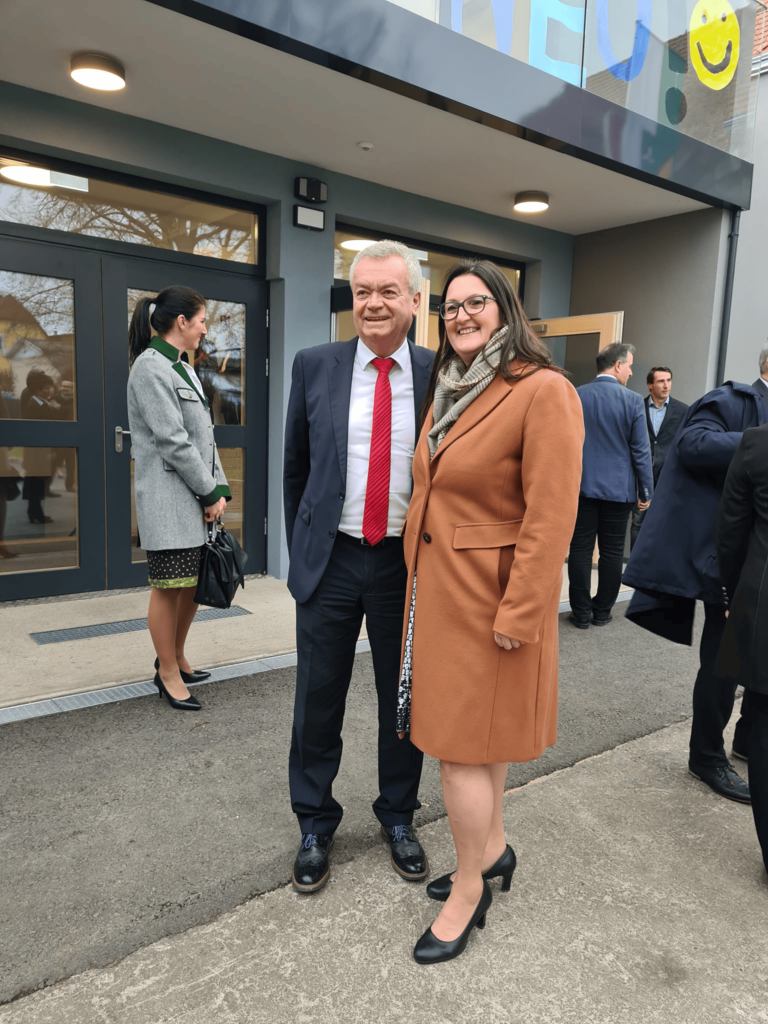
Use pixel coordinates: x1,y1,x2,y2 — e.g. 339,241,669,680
0,446,78,573
0,272,76,421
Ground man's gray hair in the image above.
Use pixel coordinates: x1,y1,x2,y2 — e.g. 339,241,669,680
596,342,636,373
349,239,422,294
759,345,768,376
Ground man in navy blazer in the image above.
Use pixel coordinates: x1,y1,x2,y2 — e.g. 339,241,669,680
568,342,653,627
283,240,435,893
629,366,688,549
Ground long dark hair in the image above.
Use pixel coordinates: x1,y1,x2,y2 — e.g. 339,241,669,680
128,285,206,366
420,259,565,428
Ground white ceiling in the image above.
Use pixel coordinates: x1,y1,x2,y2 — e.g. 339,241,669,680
0,0,709,235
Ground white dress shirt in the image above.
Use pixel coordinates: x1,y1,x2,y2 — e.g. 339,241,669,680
338,337,415,538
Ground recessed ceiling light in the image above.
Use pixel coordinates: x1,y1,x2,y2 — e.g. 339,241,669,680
70,53,126,91
513,191,550,213
356,141,375,152
340,238,376,251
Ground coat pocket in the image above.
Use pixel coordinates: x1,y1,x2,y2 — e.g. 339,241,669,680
453,520,522,549
176,387,200,402
162,459,176,473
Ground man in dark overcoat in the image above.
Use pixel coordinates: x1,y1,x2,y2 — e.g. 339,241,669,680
629,366,688,549
716,423,768,873
623,380,768,803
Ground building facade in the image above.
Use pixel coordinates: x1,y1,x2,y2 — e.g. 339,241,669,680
0,0,761,599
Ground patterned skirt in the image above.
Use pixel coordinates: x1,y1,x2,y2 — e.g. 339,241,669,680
146,546,202,589
396,572,416,734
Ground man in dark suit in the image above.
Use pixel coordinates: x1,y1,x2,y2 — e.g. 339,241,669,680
624,377,768,803
629,366,688,549
283,239,435,893
568,342,653,628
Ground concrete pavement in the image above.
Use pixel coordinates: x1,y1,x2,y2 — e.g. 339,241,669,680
1,715,764,1024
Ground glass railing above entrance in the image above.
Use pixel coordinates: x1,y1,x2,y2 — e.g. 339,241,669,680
385,0,765,161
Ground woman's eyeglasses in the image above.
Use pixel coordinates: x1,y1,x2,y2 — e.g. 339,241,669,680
438,295,497,321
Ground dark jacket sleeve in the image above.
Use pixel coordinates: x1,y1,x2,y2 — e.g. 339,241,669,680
716,432,755,601
629,397,654,501
283,351,310,555
678,397,744,472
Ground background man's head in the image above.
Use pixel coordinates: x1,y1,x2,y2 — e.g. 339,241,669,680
759,345,768,381
596,342,636,386
647,366,673,405
349,240,422,357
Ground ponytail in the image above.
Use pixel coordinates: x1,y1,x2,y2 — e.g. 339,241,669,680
128,285,206,367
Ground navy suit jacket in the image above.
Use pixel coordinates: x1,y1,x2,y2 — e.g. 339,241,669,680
577,376,654,504
644,394,688,484
283,338,435,604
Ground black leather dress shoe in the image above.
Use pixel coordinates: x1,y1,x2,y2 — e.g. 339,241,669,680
426,844,517,902
591,614,613,626
689,762,751,804
381,824,428,881
413,881,492,965
568,614,589,630
292,833,334,893
154,657,211,683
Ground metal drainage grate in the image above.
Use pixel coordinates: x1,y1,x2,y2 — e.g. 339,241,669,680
29,605,251,645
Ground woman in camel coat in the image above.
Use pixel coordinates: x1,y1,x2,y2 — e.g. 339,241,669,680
398,260,584,965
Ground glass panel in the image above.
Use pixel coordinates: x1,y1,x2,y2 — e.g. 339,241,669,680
0,271,76,420
219,448,244,547
126,290,246,426
0,446,79,572
130,447,244,560
383,0,762,159
0,158,258,264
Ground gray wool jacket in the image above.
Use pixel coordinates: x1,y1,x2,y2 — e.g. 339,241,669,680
127,338,230,552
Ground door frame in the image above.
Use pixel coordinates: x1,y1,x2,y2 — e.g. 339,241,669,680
530,311,625,349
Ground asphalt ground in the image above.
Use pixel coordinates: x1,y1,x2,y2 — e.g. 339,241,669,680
0,604,705,1005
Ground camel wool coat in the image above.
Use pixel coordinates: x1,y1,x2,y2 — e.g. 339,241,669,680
402,365,584,765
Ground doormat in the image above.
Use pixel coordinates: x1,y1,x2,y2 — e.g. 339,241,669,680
29,605,251,645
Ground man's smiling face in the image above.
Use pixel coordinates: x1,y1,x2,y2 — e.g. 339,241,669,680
351,256,421,357
690,0,740,90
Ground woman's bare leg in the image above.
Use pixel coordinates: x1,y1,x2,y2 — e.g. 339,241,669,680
147,588,189,699
431,761,493,942
485,761,509,864
174,585,199,674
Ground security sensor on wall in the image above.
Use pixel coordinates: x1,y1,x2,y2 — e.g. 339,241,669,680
357,141,375,152
294,177,328,203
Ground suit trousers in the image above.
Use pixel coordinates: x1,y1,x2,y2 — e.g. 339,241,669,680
289,534,423,835
629,503,646,551
689,601,753,768
568,496,633,621
749,691,768,873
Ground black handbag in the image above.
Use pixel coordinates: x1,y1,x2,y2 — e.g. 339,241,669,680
194,520,248,609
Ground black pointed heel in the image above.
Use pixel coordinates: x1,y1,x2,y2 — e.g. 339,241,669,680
153,672,202,711
154,657,211,683
413,881,492,965
426,844,516,902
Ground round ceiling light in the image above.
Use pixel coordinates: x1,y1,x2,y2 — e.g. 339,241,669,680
340,239,376,252
513,191,550,213
70,53,126,91
0,165,53,187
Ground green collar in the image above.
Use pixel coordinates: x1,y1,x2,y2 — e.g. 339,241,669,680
150,337,182,362
149,337,208,408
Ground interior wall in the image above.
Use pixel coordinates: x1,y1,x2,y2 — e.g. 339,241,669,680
0,81,575,579
570,208,730,406
725,71,768,387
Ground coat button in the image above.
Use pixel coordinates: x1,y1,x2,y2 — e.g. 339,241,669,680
423,532,431,543
329,530,335,538
339,493,345,500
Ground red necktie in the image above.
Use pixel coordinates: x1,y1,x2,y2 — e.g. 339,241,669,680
362,357,396,546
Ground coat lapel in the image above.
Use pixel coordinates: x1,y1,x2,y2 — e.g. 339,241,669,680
428,373,512,466
328,339,357,483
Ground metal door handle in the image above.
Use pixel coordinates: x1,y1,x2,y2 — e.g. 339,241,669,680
115,426,131,453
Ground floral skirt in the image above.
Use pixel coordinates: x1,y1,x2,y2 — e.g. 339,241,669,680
146,546,202,589
396,572,416,734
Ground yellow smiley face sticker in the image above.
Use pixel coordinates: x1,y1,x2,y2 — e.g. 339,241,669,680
690,1,740,90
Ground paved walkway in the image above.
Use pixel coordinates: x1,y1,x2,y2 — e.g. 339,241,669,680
1,713,763,1024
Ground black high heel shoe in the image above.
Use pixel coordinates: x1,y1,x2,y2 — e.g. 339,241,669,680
426,844,516,902
154,657,211,684
153,672,202,711
413,881,492,965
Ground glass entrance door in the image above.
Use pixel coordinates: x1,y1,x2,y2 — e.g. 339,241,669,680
0,240,268,599
530,312,625,387
102,255,268,590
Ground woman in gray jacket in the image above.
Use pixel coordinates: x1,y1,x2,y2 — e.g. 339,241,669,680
128,286,229,711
